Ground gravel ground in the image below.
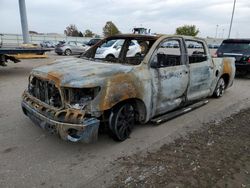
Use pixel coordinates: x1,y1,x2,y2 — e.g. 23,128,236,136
111,108,250,188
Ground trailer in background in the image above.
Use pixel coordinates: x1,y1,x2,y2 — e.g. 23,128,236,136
0,48,51,66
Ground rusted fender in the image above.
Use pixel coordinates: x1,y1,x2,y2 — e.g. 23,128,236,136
211,57,235,92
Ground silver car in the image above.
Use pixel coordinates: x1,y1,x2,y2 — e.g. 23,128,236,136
55,41,87,55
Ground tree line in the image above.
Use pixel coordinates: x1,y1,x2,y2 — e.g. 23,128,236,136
64,21,200,38
64,21,120,38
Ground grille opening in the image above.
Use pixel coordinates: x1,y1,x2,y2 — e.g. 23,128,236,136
29,77,62,108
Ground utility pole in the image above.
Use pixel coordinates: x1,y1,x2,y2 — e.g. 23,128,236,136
215,24,219,38
228,0,236,38
19,0,30,44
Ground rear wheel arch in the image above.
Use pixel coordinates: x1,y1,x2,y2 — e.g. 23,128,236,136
213,76,227,98
220,73,230,88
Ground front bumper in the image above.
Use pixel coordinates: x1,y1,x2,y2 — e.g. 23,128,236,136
94,53,106,59
21,100,100,143
55,48,64,54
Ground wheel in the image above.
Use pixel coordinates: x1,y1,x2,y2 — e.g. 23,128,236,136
213,77,225,98
64,49,72,56
109,103,135,141
105,54,115,61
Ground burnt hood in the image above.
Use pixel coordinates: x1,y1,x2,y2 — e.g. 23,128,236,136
31,58,133,87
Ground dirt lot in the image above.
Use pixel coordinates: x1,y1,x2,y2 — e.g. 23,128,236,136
0,52,250,187
111,108,250,188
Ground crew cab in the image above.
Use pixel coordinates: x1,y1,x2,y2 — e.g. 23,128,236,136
21,34,235,143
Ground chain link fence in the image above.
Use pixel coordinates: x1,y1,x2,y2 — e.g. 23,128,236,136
0,33,92,47
0,33,223,48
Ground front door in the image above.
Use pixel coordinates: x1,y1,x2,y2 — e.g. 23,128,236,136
75,42,85,54
68,41,77,54
150,37,189,116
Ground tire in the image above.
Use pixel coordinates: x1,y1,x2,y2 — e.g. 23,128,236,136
105,54,115,61
64,49,72,56
109,103,135,141
213,77,225,98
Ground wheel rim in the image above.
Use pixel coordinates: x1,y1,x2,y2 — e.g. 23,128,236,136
113,104,135,141
216,78,225,97
65,49,71,55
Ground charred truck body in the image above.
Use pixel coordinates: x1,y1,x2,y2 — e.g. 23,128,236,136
22,34,235,143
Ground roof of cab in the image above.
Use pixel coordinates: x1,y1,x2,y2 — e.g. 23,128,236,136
105,34,205,42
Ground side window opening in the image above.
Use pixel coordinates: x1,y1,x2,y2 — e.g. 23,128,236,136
68,41,76,46
153,39,182,68
186,40,207,64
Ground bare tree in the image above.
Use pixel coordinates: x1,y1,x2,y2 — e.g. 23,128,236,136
64,24,80,37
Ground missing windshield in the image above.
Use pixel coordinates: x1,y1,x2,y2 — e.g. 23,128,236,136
81,36,157,65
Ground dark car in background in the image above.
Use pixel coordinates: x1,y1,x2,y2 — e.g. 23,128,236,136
86,38,101,46
217,39,250,75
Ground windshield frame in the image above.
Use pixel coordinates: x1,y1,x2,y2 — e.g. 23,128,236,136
80,35,158,65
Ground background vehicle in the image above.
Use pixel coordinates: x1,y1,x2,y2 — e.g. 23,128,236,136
83,38,102,51
55,41,65,47
133,27,151,35
216,39,250,75
86,38,101,46
22,34,235,143
40,41,55,48
208,44,220,49
55,41,88,55
95,39,141,60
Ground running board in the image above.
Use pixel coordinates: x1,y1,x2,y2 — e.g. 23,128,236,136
151,100,209,125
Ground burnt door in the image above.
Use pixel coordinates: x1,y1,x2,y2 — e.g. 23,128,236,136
150,37,189,116
185,40,214,101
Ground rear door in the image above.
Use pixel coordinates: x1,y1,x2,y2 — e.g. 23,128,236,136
186,40,214,101
150,37,189,115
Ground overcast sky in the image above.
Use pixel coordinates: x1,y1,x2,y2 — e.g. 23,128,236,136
0,0,249,38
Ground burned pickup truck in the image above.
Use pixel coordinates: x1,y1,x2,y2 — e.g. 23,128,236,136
21,34,235,142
